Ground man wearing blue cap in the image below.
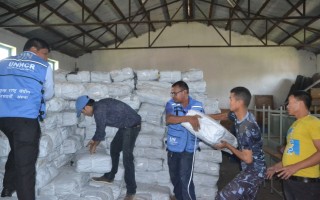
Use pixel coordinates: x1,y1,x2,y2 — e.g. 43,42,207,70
75,95,141,200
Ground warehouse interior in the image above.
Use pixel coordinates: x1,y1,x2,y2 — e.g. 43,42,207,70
1,0,320,199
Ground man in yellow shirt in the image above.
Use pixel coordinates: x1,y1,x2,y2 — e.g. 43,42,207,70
266,90,320,200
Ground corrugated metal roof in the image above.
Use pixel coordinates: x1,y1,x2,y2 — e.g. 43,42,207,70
0,0,319,58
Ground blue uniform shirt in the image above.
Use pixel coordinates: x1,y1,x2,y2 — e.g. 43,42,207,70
235,112,266,178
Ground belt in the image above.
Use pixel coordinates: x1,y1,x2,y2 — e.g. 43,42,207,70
289,176,320,183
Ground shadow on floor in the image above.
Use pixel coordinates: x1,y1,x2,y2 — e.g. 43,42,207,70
217,153,284,200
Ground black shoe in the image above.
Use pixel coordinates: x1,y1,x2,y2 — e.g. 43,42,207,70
91,175,114,184
1,188,15,197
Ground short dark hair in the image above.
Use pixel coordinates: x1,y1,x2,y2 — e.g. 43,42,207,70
290,90,311,109
230,86,251,107
86,99,95,106
172,81,189,93
23,38,50,52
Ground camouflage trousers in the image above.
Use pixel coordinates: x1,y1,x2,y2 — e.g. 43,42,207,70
215,170,264,200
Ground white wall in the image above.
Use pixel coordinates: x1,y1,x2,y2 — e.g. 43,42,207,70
0,28,76,71
77,23,317,109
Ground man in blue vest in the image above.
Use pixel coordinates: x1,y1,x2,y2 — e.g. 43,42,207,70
0,38,54,200
165,81,204,200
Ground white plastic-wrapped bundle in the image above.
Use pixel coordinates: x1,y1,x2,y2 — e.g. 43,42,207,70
56,112,78,127
84,83,110,99
193,173,219,187
36,195,59,200
0,131,10,157
203,97,221,114
39,166,90,196
55,82,86,100
121,79,135,89
159,71,181,83
66,71,91,83
43,129,63,148
53,153,74,168
138,103,165,126
135,182,171,200
62,134,84,154
38,134,54,157
186,81,206,93
136,81,171,90
181,110,237,153
110,67,134,82
36,165,59,189
117,94,141,110
136,69,159,81
90,71,112,83
134,147,166,160
135,170,171,185
75,150,112,173
194,160,220,176
40,113,58,130
195,186,218,200
106,83,133,97
135,133,164,149
136,85,170,106
140,122,166,135
195,149,222,163
135,157,163,172
54,69,69,82
182,69,204,82
46,97,68,112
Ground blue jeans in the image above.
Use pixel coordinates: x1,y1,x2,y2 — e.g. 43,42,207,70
168,151,196,200
104,126,140,194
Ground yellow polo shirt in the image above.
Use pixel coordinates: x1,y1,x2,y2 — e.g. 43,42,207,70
282,115,320,178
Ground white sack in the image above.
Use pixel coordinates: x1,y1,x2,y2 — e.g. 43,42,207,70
38,134,53,157
62,134,84,154
159,71,181,83
135,133,163,149
54,82,86,100
36,165,59,189
75,151,112,173
40,113,58,130
0,131,10,157
135,157,163,172
194,160,220,176
195,149,222,163
136,81,171,90
193,173,219,187
136,87,170,106
117,94,141,110
46,97,68,112
135,170,171,184
110,67,134,82
136,69,159,81
66,71,91,83
90,71,112,83
54,69,69,82
107,83,133,97
135,182,171,200
138,103,165,126
85,83,110,99
182,69,204,82
140,122,166,135
57,112,78,127
134,147,166,160
186,81,206,93
181,110,238,154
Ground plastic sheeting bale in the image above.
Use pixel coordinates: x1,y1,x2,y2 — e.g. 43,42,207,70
38,134,54,157
140,122,166,135
181,110,238,154
57,112,78,127
195,149,222,163
134,147,166,160
85,83,110,99
135,170,171,185
136,81,171,90
135,157,163,172
55,82,86,100
135,133,163,149
182,69,204,82
75,150,112,173
136,86,170,106
0,131,10,157
90,71,112,83
62,134,84,154
138,103,165,126
66,71,91,83
116,94,141,111
106,83,133,97
46,97,68,112
110,67,134,82
158,71,181,83
194,160,220,176
186,81,206,93
136,69,159,81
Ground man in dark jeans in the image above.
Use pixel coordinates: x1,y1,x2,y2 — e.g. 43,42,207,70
75,95,141,200
165,81,204,200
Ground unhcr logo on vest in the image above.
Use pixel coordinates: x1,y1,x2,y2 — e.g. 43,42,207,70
8,61,35,72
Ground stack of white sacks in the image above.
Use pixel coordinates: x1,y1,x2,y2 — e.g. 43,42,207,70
0,67,222,200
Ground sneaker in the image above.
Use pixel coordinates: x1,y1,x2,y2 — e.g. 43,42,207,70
91,175,113,184
124,194,135,200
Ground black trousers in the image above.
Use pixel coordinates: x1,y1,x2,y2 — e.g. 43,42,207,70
104,126,140,195
0,117,41,200
283,179,320,200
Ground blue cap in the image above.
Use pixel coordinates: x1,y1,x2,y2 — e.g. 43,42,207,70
76,95,90,117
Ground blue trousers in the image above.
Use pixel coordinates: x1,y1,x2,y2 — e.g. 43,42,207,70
104,126,140,195
215,169,264,200
168,151,196,200
0,117,41,200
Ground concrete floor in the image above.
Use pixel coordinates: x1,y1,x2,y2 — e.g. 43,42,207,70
217,153,284,200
